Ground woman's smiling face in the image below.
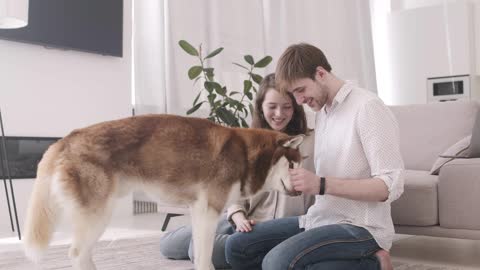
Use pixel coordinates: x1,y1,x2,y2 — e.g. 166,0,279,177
261,88,294,131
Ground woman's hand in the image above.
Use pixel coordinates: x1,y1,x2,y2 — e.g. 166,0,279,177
231,212,256,232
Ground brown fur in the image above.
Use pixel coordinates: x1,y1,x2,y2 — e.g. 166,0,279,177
55,115,300,206
23,114,304,269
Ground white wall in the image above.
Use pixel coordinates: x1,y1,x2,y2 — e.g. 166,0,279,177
0,7,132,137
386,1,475,104
0,1,133,233
393,0,477,10
393,0,480,73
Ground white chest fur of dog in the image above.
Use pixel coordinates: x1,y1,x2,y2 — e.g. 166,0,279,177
22,114,304,270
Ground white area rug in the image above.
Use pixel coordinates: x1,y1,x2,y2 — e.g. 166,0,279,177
0,234,193,270
0,233,465,270
393,261,464,270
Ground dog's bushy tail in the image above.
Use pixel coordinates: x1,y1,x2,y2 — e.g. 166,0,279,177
23,143,62,262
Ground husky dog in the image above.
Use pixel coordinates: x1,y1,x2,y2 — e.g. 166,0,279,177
23,114,304,270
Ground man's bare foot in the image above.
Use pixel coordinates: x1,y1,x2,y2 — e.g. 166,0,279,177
374,249,393,270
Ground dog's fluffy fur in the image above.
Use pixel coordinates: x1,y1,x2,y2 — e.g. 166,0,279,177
23,114,304,270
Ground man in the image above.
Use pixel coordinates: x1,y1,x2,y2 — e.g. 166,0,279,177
225,43,404,270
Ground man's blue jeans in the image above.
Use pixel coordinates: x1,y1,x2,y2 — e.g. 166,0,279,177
225,216,382,270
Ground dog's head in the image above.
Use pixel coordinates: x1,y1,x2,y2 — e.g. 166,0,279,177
263,135,304,196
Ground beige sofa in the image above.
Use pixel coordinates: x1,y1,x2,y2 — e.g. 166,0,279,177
389,100,480,240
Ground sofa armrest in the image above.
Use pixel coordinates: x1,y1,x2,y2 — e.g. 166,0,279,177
438,158,480,230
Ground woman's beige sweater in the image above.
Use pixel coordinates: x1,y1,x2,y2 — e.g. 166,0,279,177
226,133,315,224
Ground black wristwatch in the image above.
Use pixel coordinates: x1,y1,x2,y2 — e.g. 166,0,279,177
319,177,326,195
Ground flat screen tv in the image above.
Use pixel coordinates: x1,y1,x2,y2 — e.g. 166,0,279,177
0,136,61,179
0,0,123,57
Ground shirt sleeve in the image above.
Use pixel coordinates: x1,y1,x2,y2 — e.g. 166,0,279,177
356,99,405,203
226,199,249,225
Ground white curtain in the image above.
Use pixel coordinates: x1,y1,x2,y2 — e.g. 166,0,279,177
133,0,167,115
134,0,377,120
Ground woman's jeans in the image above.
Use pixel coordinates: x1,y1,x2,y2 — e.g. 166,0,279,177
225,216,382,270
159,218,234,269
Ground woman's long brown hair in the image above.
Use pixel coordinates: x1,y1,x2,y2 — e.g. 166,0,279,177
251,73,308,135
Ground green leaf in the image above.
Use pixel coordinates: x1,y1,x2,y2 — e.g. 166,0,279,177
249,104,254,115
216,108,239,127
193,91,202,105
205,81,223,94
188,66,202,80
233,62,249,70
229,91,241,96
243,80,252,93
234,100,245,109
245,91,253,100
225,98,243,108
241,118,249,128
204,47,224,59
207,93,217,104
204,68,214,77
204,68,215,81
224,98,234,107
204,81,214,92
216,86,227,96
244,55,254,65
243,107,249,117
252,86,257,93
254,56,272,68
186,102,203,115
251,73,263,84
179,40,199,56
204,83,213,92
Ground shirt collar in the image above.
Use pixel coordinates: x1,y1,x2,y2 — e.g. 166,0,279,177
324,81,353,113
333,81,353,105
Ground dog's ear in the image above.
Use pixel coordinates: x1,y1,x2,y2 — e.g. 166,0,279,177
281,135,304,149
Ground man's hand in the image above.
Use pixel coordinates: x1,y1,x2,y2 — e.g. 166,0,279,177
289,168,321,195
231,212,256,232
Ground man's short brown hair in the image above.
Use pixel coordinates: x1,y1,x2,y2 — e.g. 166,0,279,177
275,43,332,93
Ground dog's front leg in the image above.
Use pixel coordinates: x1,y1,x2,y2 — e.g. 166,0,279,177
190,196,220,270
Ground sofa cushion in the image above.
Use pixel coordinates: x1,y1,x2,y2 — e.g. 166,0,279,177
392,170,438,226
430,135,471,175
389,101,478,171
438,158,480,230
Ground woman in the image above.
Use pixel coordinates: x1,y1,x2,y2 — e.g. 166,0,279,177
159,73,314,269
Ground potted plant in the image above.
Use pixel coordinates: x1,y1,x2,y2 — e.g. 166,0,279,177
179,40,272,127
